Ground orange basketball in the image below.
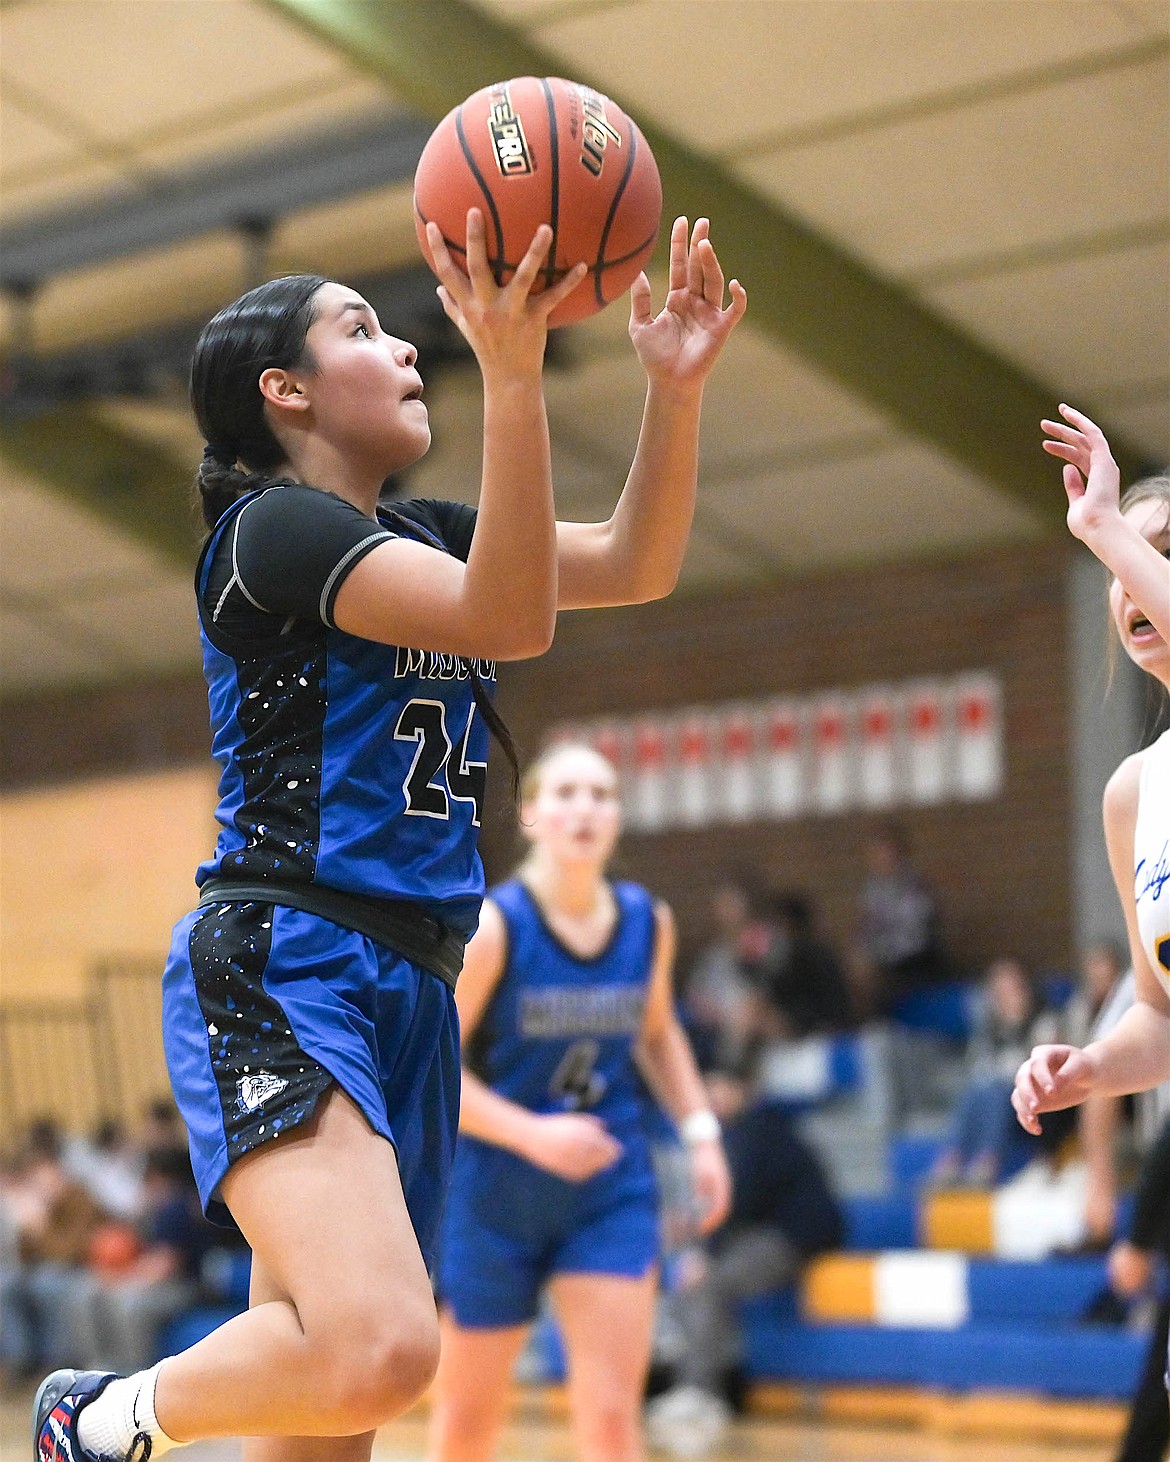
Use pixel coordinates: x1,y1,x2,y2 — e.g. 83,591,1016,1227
414,76,662,328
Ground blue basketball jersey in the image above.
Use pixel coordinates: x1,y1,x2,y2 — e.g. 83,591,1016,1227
194,490,495,937
468,878,658,1138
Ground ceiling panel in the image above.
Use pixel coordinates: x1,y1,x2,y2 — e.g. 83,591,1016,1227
923,237,1170,425
521,0,1144,150
0,92,79,176
704,442,1043,573
273,181,420,280
0,0,356,144
736,57,1168,275
138,82,400,177
1099,392,1170,465
0,155,133,223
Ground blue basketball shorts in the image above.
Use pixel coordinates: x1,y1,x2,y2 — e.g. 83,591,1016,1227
161,899,460,1269
437,1135,659,1328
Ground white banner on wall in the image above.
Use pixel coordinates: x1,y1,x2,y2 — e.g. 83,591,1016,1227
567,671,1004,833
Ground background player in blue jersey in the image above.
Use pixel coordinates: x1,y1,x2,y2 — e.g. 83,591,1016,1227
34,214,747,1462
430,741,733,1462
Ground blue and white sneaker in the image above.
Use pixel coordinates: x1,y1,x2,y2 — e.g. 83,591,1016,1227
32,1371,143,1462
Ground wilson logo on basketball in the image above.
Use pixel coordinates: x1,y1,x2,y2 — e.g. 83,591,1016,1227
487,84,533,176
579,86,623,177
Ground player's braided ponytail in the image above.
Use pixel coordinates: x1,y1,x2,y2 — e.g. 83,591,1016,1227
190,274,326,530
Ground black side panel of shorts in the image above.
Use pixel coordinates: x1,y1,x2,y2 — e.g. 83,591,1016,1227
189,903,333,1166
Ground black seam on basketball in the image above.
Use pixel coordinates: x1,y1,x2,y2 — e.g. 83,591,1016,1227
594,116,639,307
416,203,470,264
542,78,559,291
455,104,505,281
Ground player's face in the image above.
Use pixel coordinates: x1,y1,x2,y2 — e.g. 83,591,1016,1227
523,747,621,868
299,283,430,473
1109,498,1170,685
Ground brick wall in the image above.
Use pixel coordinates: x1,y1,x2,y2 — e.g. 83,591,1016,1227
483,539,1076,981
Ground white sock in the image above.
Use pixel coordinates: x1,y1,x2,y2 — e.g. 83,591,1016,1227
76,1362,180,1460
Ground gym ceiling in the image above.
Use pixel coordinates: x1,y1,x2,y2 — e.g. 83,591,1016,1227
1,0,1166,699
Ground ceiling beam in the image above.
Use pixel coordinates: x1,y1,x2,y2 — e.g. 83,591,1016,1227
268,0,1156,521
0,113,432,288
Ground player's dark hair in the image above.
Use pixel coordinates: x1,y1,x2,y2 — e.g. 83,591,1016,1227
190,274,327,531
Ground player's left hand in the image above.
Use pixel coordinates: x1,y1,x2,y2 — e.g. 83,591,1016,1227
1041,404,1122,544
1011,1042,1099,1135
629,216,747,387
689,1137,733,1235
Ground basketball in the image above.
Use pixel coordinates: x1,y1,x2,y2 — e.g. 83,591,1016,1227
413,76,662,328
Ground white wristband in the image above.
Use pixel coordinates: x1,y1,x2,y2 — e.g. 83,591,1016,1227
680,1109,721,1145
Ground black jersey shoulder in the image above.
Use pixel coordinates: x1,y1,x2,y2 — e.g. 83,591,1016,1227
386,498,477,563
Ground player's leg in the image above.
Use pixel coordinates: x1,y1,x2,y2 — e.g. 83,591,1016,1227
151,1085,440,1438
547,1270,658,1462
427,1309,529,1462
241,1252,377,1462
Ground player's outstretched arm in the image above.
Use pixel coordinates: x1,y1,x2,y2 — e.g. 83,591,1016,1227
1043,404,1170,646
555,216,747,610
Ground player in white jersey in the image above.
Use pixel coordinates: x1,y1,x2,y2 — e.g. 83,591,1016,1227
1013,406,1170,1160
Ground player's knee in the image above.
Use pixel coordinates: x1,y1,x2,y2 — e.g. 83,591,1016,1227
321,1301,440,1427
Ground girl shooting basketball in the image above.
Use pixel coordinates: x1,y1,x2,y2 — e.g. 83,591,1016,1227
429,741,732,1462
34,210,746,1462
1013,405,1170,1175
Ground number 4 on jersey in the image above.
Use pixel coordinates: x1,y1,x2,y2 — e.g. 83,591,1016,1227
395,699,486,826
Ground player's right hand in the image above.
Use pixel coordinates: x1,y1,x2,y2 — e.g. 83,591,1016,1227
1011,1042,1099,1134
426,211,586,378
522,1112,623,1182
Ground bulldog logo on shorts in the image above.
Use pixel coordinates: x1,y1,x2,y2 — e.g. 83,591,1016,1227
236,1070,288,1115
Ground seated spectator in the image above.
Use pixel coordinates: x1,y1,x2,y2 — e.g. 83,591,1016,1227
68,1145,219,1375
646,1066,844,1457
931,958,1063,1187
0,1117,106,1383
682,875,774,1076
758,892,853,1038
849,823,950,1021
62,1118,145,1222
1062,938,1126,1049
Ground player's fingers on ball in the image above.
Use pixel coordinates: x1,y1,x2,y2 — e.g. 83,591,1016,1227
539,261,589,314
510,224,554,294
463,209,496,290
426,224,463,287
687,220,710,295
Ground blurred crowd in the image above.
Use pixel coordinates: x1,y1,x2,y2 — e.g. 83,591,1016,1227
4,825,1163,1462
0,1100,243,1390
